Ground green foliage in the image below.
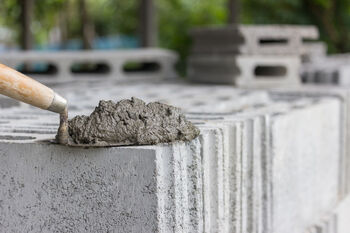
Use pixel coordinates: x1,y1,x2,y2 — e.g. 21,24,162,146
33,0,65,45
0,0,66,46
89,0,139,36
0,0,22,41
242,0,350,53
157,0,227,75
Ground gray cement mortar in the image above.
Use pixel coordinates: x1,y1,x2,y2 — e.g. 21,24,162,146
67,97,200,146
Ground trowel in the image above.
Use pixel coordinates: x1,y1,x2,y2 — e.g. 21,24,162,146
0,63,71,145
0,63,200,147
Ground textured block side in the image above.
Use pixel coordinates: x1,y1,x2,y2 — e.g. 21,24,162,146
199,128,225,232
271,99,341,233
0,143,158,233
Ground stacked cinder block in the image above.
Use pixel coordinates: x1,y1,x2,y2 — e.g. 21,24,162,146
0,48,178,83
298,33,350,87
0,80,346,232
188,25,319,87
301,54,350,86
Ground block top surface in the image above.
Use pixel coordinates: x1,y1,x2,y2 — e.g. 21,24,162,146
0,80,271,144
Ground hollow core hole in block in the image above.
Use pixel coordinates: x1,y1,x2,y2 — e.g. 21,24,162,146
16,62,58,76
302,38,318,43
254,65,287,77
123,61,160,73
259,38,288,45
71,62,111,75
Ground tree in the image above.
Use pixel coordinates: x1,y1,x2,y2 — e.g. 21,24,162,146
228,0,240,24
79,0,94,49
20,0,34,50
139,0,157,47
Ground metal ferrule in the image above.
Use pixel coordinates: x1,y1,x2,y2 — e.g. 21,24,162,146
47,93,67,113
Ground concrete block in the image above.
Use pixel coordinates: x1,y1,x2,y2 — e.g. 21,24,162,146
191,25,319,55
0,144,160,232
236,55,301,87
301,54,350,86
0,49,178,83
337,66,350,86
301,63,338,85
188,54,301,87
187,55,240,84
0,139,206,232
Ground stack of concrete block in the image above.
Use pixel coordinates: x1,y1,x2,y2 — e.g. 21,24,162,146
297,30,350,87
301,54,350,86
188,25,319,87
0,80,347,232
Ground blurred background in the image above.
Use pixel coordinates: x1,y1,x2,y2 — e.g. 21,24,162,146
0,0,349,75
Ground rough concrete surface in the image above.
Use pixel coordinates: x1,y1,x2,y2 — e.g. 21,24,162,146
0,144,159,233
68,97,200,146
270,98,340,233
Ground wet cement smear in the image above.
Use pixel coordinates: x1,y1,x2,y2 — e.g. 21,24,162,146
68,97,200,146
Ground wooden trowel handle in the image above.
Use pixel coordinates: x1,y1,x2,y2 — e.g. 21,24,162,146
0,63,66,113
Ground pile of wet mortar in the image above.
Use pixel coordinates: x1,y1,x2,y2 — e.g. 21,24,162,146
66,97,200,146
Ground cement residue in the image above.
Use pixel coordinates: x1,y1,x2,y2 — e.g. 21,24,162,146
67,97,200,146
